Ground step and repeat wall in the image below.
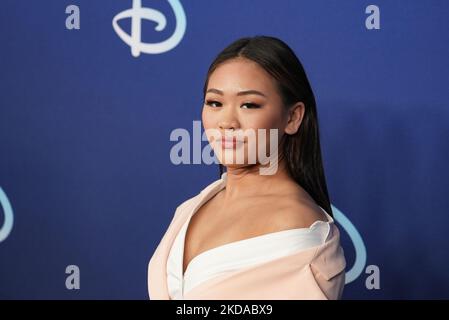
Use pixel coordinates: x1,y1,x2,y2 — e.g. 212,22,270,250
1,0,448,299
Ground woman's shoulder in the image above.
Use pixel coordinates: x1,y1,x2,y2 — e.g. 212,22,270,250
262,194,329,233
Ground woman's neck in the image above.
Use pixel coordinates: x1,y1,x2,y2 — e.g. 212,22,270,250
222,154,294,201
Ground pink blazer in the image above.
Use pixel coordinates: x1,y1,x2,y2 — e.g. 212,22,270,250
147,176,346,300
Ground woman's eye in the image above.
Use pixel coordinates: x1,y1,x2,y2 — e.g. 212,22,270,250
241,103,261,109
205,100,222,107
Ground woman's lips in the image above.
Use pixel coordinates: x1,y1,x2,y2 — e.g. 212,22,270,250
221,136,244,149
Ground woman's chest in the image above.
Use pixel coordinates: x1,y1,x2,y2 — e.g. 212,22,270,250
182,197,278,273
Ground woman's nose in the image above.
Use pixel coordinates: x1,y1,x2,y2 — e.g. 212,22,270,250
218,107,239,130
219,121,238,131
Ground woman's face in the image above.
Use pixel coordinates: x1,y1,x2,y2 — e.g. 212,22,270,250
202,57,298,170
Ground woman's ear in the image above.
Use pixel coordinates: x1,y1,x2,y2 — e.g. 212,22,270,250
284,102,305,135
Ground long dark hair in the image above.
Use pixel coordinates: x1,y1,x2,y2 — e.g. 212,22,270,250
203,36,332,216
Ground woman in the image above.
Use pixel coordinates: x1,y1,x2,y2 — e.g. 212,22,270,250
148,36,346,300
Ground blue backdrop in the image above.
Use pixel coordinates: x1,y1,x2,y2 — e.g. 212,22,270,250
1,0,448,299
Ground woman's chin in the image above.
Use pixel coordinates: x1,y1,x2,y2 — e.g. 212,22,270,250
218,161,260,170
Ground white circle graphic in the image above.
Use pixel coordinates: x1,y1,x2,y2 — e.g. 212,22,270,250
112,0,187,57
332,204,367,284
0,187,14,243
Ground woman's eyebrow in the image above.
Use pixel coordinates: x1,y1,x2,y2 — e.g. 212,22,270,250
206,88,267,98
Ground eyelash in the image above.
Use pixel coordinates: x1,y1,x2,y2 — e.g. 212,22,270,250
204,100,261,109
